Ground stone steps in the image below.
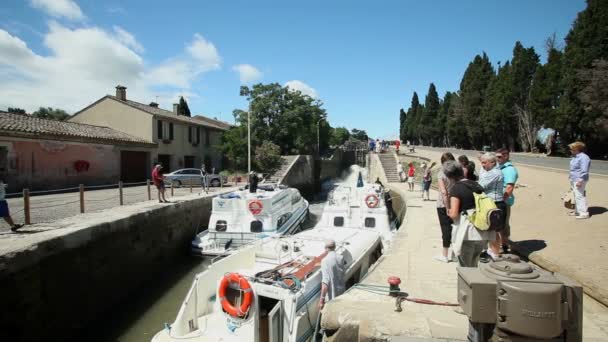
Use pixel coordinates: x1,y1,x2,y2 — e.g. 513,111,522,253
377,153,401,183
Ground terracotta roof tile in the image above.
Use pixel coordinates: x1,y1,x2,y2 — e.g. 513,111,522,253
0,111,156,146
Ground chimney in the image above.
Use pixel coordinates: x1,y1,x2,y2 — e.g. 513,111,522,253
149,102,159,108
173,103,179,115
115,85,127,101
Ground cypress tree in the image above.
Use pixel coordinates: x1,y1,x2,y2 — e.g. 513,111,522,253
436,92,452,147
404,92,420,144
177,96,192,117
399,108,407,142
420,83,440,146
445,93,468,148
460,53,495,148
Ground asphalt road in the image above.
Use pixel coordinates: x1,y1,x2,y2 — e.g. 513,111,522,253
1,184,238,232
413,146,608,176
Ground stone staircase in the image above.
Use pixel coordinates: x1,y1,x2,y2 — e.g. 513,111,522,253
263,155,298,183
377,152,401,183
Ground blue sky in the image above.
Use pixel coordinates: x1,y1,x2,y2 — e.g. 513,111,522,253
0,0,585,138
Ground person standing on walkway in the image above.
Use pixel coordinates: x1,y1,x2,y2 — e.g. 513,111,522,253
478,153,506,259
444,161,496,267
496,148,518,253
434,153,456,263
152,164,168,203
397,162,405,183
421,162,434,201
319,239,346,310
395,139,401,153
249,171,259,193
407,162,416,191
568,141,591,219
1,181,23,232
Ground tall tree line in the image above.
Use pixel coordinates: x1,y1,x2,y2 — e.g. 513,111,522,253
399,0,608,157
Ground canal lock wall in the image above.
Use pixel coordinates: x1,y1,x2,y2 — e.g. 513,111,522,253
0,193,216,342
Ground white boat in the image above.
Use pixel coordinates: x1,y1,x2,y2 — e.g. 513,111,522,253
152,227,383,342
319,170,398,248
192,184,309,257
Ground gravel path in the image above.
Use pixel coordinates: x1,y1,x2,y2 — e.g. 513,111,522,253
1,184,239,232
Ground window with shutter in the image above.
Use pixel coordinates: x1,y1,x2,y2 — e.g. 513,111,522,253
169,123,174,140
157,120,163,139
196,127,201,144
188,126,192,143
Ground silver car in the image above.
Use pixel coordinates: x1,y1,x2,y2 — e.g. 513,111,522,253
164,168,225,187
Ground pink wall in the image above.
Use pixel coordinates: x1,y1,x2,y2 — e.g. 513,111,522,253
1,138,121,192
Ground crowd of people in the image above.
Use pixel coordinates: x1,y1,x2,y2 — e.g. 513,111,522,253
430,142,591,267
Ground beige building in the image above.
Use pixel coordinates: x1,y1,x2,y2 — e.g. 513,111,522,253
70,85,230,174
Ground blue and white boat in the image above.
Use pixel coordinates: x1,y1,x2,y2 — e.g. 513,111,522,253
191,184,309,257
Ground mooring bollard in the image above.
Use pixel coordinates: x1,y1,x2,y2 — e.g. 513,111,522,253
171,182,174,197
190,181,193,193
23,188,31,225
79,184,85,213
147,179,151,200
119,181,124,205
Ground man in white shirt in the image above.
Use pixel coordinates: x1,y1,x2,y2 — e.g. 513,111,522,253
318,239,346,309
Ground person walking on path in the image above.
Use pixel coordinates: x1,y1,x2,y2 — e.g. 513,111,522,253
395,139,401,154
200,164,209,194
319,239,346,310
568,141,591,219
407,162,416,191
435,153,456,263
496,148,518,253
478,152,506,259
1,181,23,232
152,164,168,203
444,161,496,267
421,162,435,201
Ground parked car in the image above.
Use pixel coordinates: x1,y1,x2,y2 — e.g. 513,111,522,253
163,168,226,187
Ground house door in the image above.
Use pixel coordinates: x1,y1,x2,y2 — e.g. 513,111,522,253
158,154,171,172
184,156,195,168
120,151,148,182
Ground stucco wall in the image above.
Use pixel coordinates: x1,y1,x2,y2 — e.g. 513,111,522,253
280,155,317,197
0,137,125,192
0,193,217,342
70,97,153,142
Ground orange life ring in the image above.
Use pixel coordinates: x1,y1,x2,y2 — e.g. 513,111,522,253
365,194,380,208
248,200,264,215
218,273,253,318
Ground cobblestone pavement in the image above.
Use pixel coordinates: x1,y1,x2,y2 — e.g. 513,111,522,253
1,184,240,232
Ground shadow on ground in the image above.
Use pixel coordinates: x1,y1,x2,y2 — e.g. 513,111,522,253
512,239,547,261
589,206,607,216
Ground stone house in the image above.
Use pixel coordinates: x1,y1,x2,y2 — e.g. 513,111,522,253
69,85,230,174
0,111,156,192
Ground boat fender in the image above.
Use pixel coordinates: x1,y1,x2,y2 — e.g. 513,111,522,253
365,194,380,208
218,273,254,318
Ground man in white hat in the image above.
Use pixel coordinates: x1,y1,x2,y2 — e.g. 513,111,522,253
319,239,346,309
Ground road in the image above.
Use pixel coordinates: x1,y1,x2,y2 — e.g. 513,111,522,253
1,184,238,232
413,146,608,176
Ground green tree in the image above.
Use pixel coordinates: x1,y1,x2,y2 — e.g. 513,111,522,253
350,128,368,141
7,107,26,114
32,107,70,121
177,96,191,117
404,92,420,144
529,45,563,130
329,126,350,146
399,108,407,142
220,110,248,171
459,53,495,148
445,92,468,148
420,83,440,146
559,0,608,156
436,91,452,146
577,59,608,147
482,61,514,149
255,140,282,174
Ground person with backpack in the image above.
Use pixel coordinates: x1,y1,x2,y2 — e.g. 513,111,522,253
478,152,506,259
444,160,496,267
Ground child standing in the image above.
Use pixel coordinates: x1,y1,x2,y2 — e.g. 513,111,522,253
407,162,416,191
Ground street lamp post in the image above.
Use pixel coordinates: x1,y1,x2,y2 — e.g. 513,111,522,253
317,119,323,154
248,105,251,173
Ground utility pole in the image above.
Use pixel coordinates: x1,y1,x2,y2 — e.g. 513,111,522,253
248,103,251,173
317,119,323,154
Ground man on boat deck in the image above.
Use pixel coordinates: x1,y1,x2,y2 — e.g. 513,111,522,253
249,171,259,193
319,239,346,309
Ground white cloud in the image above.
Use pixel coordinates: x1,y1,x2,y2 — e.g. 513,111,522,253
0,24,222,114
232,64,262,83
113,26,143,53
29,0,85,21
284,80,318,98
187,33,221,71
